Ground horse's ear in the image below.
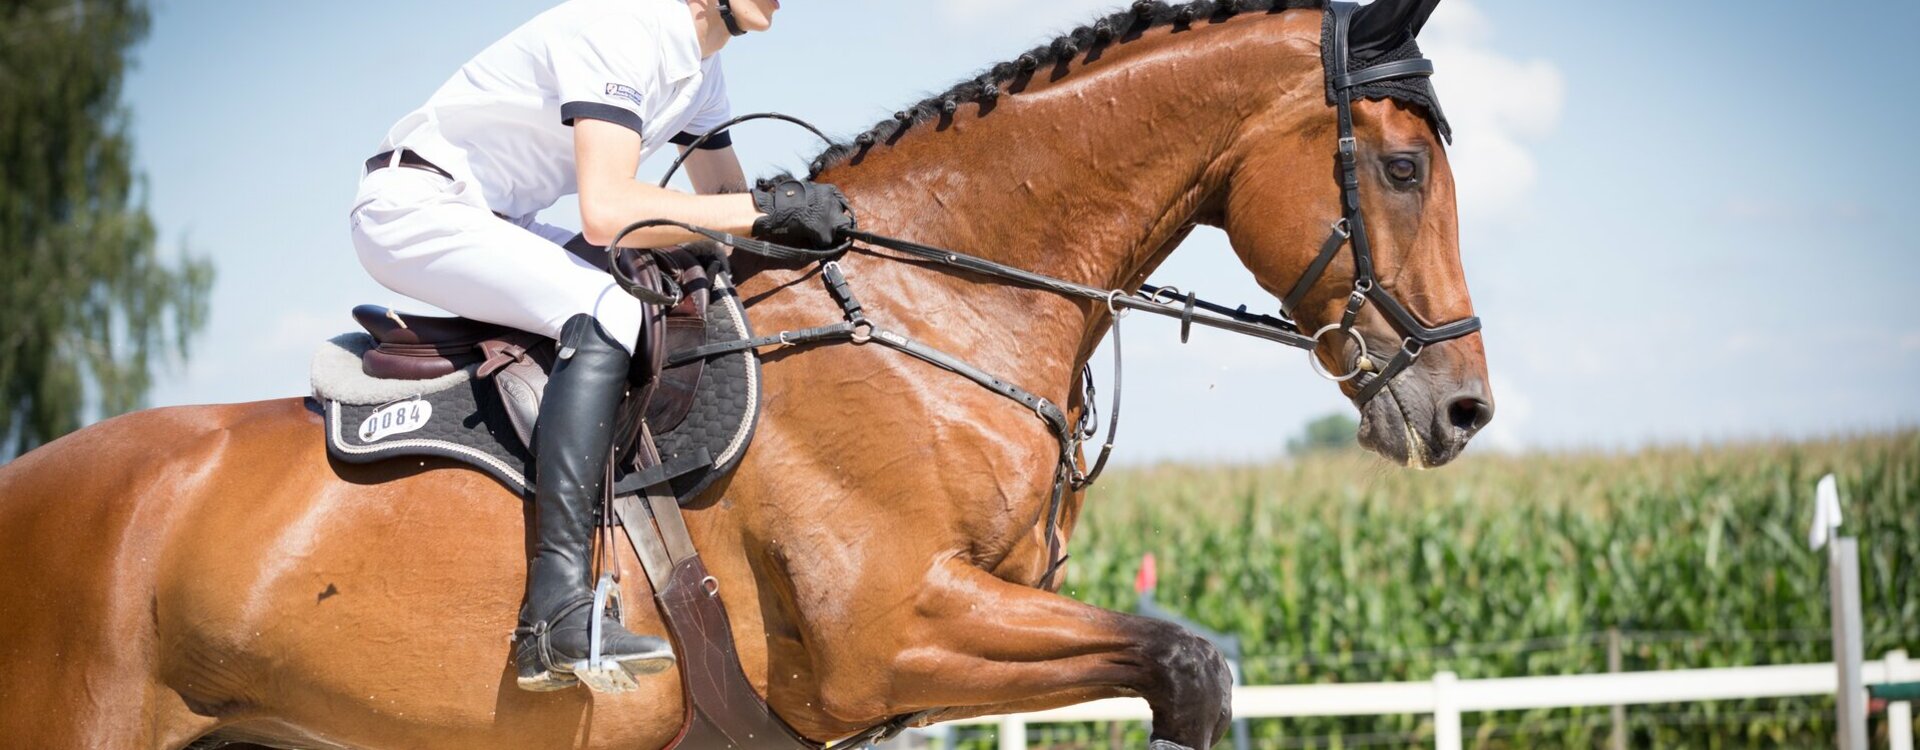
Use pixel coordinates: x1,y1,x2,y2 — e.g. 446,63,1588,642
1349,0,1442,55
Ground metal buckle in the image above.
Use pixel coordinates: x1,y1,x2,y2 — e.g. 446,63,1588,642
1147,285,1186,306
850,321,874,344
1309,324,1370,383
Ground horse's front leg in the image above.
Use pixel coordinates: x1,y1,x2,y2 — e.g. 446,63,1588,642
812,558,1231,750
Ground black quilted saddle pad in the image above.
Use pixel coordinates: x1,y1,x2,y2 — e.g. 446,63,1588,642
316,274,761,504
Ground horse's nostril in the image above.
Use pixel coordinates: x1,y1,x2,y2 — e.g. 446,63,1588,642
1446,395,1494,434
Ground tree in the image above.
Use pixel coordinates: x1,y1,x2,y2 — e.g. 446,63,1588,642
1,0,212,457
1287,412,1359,456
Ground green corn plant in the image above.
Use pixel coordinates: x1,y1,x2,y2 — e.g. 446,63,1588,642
952,433,1920,749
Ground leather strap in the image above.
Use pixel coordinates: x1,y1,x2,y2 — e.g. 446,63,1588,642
1073,313,1123,488
1354,340,1422,404
1334,58,1434,89
1280,222,1353,318
609,448,712,499
614,429,818,749
364,149,453,181
666,322,859,367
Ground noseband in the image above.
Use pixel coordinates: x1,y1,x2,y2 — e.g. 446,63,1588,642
1280,1,1482,405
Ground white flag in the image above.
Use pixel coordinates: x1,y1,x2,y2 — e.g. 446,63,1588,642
1808,473,1843,551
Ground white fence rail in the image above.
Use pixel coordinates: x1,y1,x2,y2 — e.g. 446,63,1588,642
937,650,1920,750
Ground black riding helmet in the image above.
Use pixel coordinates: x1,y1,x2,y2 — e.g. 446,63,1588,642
716,0,746,37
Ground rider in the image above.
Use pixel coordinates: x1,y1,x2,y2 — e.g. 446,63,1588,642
348,0,852,693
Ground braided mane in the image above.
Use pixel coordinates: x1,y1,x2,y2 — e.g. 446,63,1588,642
808,0,1325,177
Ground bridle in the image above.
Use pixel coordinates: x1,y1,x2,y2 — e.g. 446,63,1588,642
613,6,1481,744
1283,1,1482,405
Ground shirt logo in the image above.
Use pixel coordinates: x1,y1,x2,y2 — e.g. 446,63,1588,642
605,83,645,108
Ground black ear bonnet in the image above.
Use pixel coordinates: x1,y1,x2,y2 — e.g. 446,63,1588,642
1322,8,1453,144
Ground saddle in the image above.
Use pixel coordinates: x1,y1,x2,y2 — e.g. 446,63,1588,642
315,243,762,504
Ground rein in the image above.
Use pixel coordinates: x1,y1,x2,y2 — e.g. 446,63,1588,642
611,6,1478,742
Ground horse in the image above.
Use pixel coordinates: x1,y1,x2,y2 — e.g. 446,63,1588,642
0,1,1490,747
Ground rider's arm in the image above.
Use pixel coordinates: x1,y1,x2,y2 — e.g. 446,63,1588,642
574,118,759,248
680,145,748,195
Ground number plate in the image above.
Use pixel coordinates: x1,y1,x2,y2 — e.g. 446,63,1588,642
359,399,434,443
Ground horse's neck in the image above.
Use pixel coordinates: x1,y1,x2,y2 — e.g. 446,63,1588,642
824,13,1314,391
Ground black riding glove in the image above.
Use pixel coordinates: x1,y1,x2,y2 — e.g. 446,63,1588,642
750,177,855,249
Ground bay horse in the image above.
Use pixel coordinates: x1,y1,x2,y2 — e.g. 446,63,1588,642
0,1,1490,747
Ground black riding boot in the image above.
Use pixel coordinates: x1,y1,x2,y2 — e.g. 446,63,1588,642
514,315,673,693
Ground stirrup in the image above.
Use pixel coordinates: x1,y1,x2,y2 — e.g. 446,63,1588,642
515,576,668,694
571,575,640,694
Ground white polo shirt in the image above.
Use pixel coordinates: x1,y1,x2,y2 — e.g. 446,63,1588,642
375,0,731,220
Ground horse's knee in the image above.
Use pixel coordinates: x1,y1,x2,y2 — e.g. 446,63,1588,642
1136,621,1232,746
1143,624,1230,693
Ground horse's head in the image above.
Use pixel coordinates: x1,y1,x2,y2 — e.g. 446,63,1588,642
1220,0,1491,467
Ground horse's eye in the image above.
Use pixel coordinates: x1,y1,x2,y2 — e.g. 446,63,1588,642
1387,158,1419,184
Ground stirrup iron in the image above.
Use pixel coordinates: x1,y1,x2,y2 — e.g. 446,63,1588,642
569,574,640,694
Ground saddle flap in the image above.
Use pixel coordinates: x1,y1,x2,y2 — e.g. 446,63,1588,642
644,317,709,433
487,345,556,454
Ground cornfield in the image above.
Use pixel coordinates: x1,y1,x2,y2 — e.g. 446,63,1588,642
958,432,1920,749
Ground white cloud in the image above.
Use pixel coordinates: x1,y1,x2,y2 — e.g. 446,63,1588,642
1420,1,1566,223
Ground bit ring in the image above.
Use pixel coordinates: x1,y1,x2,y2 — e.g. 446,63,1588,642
1309,324,1370,383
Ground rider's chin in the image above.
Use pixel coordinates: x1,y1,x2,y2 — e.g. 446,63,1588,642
744,2,776,30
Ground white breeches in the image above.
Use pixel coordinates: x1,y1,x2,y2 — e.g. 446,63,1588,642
348,167,643,352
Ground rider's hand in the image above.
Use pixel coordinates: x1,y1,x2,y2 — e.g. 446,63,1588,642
750,177,855,248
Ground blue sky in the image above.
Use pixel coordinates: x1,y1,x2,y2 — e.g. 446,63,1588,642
128,0,1920,462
